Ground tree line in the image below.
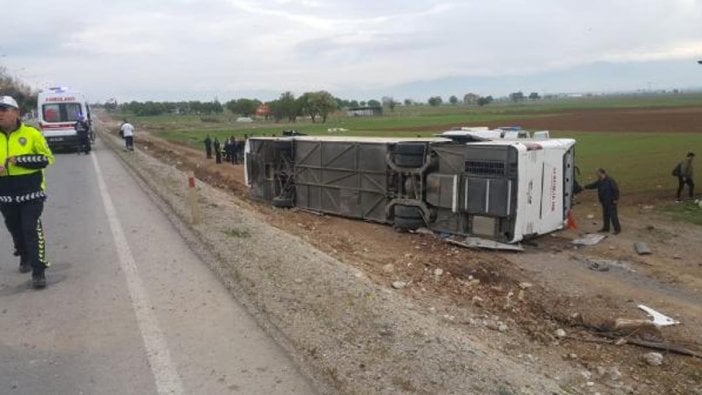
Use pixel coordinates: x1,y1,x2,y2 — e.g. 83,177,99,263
0,67,37,112
112,90,546,121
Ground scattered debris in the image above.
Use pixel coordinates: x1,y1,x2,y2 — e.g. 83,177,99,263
471,296,484,306
434,268,444,276
672,254,682,260
382,264,395,273
571,233,607,246
589,262,610,272
642,205,654,210
634,242,652,255
554,329,566,338
573,255,633,272
586,214,595,219
518,282,533,290
609,318,662,340
643,352,664,366
638,305,680,327
392,281,408,289
445,236,524,252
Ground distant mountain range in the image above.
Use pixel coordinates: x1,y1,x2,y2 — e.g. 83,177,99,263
350,58,702,101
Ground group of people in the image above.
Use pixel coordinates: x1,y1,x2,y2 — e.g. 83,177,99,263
204,135,246,165
577,152,695,235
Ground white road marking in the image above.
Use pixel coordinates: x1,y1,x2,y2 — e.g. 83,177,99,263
91,152,184,395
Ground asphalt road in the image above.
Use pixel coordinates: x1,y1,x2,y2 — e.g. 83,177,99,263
0,140,315,394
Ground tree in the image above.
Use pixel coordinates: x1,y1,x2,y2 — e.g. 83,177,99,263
509,91,525,102
463,93,479,105
427,96,443,106
528,92,541,100
267,100,285,122
278,91,299,122
477,96,494,106
0,67,36,113
299,91,337,123
449,95,459,105
403,98,413,106
382,96,397,112
225,98,260,116
367,99,381,108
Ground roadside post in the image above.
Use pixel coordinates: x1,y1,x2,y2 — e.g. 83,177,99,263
187,171,201,224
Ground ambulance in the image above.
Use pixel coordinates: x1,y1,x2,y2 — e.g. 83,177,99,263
37,87,91,149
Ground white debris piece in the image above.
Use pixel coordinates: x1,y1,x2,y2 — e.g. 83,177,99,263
638,305,680,327
571,234,607,246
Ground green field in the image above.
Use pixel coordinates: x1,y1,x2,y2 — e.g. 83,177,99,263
116,93,701,204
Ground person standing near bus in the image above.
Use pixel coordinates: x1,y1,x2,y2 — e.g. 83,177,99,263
0,96,55,289
582,168,621,235
120,119,135,151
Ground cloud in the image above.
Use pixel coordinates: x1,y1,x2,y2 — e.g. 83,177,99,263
1,0,700,101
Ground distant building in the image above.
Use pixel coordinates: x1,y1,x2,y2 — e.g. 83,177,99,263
346,106,382,117
255,104,271,117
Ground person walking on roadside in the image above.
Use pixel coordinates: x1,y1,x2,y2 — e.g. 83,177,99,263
120,119,135,151
204,135,213,159
582,168,621,235
0,96,55,289
213,137,222,164
75,114,91,154
674,152,695,202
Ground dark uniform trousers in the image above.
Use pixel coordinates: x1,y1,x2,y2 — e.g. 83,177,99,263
0,199,47,273
601,202,621,233
677,176,694,199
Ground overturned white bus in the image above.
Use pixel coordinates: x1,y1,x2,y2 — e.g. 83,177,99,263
245,128,576,243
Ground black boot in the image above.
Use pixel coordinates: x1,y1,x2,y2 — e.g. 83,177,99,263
32,272,46,289
19,256,31,273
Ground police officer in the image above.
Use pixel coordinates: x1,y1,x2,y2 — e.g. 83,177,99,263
75,114,91,154
0,96,54,288
583,168,621,235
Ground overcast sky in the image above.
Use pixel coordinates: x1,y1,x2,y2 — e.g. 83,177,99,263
2,0,702,102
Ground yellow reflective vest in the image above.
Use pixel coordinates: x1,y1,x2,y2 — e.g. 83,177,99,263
0,123,54,203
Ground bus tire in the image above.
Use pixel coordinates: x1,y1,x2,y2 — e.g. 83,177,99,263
394,154,424,168
272,196,294,208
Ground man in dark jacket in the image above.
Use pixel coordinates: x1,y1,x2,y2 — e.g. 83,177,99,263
213,138,222,164
204,135,213,159
583,168,621,234
675,152,694,202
